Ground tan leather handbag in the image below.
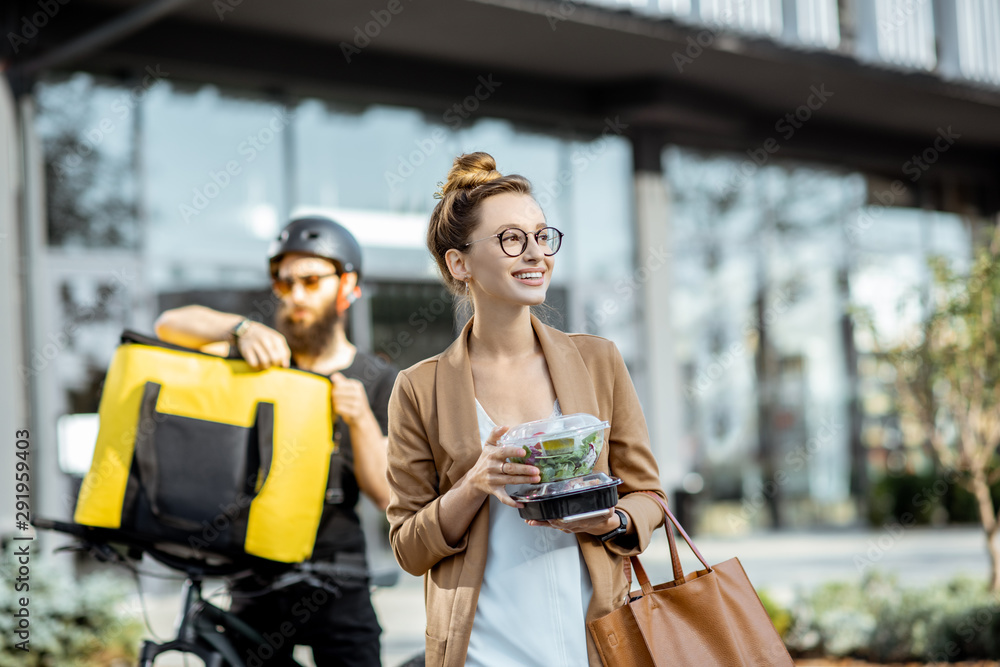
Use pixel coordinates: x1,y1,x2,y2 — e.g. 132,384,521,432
588,494,794,666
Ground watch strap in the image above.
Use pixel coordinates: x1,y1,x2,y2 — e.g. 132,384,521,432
599,509,628,542
230,318,252,343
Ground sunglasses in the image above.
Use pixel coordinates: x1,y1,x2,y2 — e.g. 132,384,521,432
271,272,339,296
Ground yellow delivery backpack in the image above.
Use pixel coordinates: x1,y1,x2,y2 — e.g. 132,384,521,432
74,331,336,563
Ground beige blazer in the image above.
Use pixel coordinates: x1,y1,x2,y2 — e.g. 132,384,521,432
387,315,666,667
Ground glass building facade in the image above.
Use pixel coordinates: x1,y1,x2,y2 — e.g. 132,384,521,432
663,147,977,530
35,70,983,535
35,71,636,374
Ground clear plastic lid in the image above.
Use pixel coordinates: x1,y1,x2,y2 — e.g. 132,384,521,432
501,412,610,483
499,412,609,449
509,472,621,501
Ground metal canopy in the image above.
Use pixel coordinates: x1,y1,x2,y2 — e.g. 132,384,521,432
7,0,1000,210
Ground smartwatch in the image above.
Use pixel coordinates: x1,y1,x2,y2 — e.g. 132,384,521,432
598,509,628,543
230,318,252,344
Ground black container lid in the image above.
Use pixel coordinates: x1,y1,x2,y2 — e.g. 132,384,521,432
509,472,621,502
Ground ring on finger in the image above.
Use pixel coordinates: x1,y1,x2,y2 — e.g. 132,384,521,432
501,461,508,475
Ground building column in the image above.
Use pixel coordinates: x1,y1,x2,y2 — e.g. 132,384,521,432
932,0,961,80
630,130,686,496
0,77,29,545
781,0,799,44
19,92,75,554
848,0,880,62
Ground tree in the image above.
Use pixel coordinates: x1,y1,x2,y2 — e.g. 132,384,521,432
871,223,1000,591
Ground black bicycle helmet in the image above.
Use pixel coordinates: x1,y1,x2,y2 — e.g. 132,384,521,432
268,216,363,278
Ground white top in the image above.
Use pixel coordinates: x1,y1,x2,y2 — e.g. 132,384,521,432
465,399,593,667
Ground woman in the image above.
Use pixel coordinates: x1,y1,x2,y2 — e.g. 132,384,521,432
386,152,666,667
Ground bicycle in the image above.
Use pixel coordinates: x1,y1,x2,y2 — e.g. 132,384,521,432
34,517,399,666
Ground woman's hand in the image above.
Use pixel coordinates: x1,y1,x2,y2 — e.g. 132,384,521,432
525,508,618,536
468,426,540,508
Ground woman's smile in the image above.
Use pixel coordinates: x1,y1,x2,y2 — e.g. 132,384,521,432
512,268,545,286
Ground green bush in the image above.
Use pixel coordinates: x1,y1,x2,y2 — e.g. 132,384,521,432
783,571,1000,663
868,472,939,526
927,581,1000,662
944,481,1000,524
757,588,792,638
868,472,1000,526
0,546,143,667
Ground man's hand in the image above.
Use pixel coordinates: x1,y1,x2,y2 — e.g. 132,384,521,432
331,372,390,509
237,322,291,370
330,372,374,427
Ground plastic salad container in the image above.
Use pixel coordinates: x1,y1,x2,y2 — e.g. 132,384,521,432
501,413,610,483
509,472,622,521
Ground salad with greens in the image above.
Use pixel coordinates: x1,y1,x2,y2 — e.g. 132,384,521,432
502,413,609,483
506,421,607,483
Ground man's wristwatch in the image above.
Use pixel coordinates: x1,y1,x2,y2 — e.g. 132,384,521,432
598,509,628,542
230,318,252,344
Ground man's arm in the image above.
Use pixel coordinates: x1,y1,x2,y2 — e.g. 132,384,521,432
331,373,390,510
155,305,290,369
155,304,244,349
351,425,391,512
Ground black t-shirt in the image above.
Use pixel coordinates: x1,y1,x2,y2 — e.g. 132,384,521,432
309,350,398,562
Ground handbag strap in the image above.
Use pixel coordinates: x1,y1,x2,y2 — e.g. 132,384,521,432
640,491,712,572
629,552,655,596
621,492,682,590
640,492,684,580
621,492,714,596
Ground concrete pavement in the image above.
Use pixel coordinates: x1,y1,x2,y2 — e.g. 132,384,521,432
374,525,990,666
132,525,991,666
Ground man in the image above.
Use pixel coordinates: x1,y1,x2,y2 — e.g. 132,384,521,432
155,215,396,666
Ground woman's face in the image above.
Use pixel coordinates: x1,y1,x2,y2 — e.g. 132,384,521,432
459,192,554,309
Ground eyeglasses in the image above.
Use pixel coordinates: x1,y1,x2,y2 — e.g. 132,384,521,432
271,272,339,296
463,227,563,257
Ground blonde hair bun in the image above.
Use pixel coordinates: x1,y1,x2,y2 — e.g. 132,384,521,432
438,152,502,197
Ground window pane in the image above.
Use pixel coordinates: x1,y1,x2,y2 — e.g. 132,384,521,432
36,73,138,249
143,83,287,291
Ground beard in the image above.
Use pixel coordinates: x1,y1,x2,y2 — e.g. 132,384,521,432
274,297,342,360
